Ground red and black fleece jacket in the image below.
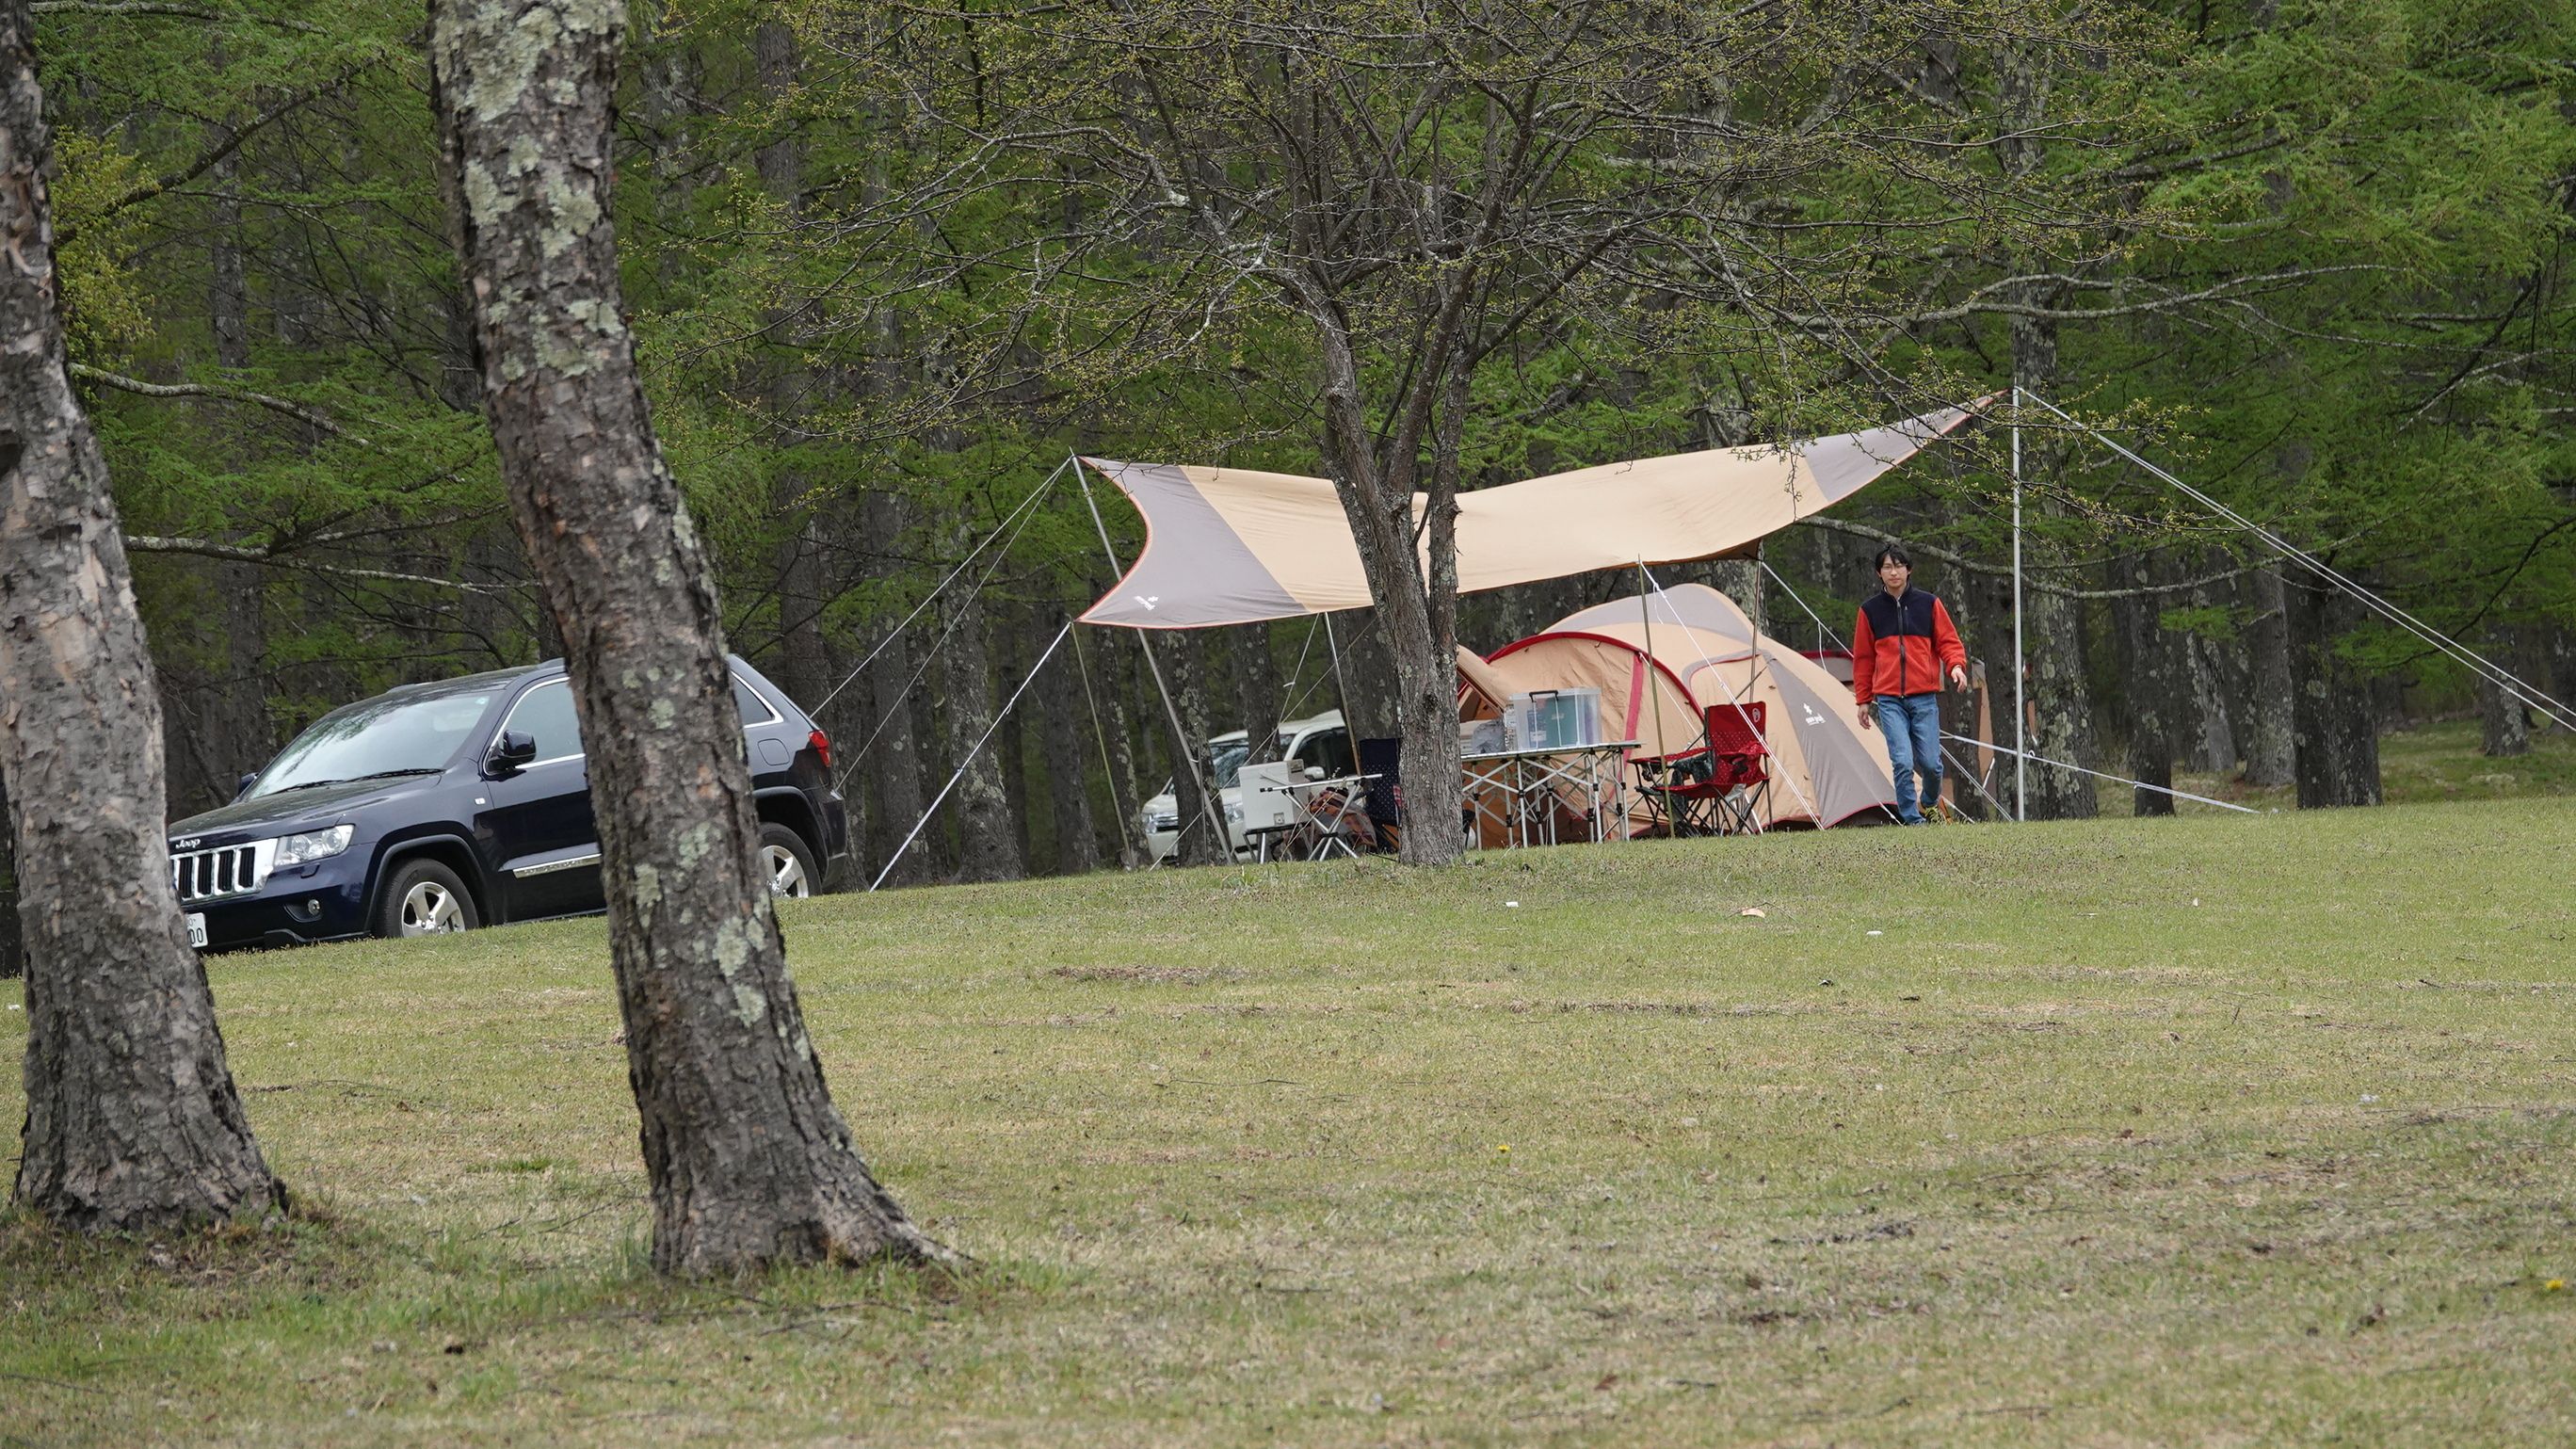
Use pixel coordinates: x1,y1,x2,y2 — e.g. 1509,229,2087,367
1849,588,1968,705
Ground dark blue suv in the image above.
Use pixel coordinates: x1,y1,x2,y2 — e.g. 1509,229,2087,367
164,656,848,950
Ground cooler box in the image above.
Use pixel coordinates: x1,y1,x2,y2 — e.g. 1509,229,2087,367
1237,759,1301,831
1505,688,1602,751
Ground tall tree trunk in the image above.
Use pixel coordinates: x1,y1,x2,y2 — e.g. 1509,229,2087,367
427,0,939,1274
937,527,1019,882
1,6,282,1226
2242,565,2296,785
1234,621,1284,762
861,492,932,887
2111,554,2175,816
1037,613,1099,876
1998,37,2097,821
205,83,272,805
1312,331,1464,866
754,19,832,716
994,603,1032,868
2479,627,2532,758
1096,627,1147,869
2184,624,2237,774
1699,555,1763,632
0,768,16,980
2285,575,2381,808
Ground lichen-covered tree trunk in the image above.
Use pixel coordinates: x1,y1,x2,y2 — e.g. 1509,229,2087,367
2285,575,2381,809
2110,555,2176,816
0,2,282,1229
1314,341,1464,866
936,534,1020,882
861,492,933,887
1097,629,1147,869
2242,566,2297,786
426,0,939,1274
1998,40,2097,821
1233,623,1284,765
2479,628,2532,759
1035,613,1099,876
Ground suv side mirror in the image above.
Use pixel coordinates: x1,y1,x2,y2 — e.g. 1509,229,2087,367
487,730,537,776
234,771,259,800
1302,765,1326,781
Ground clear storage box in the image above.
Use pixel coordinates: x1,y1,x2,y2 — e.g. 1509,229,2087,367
1505,687,1602,751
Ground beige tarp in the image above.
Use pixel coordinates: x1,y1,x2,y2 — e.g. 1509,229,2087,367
1458,584,1897,830
1080,400,1991,628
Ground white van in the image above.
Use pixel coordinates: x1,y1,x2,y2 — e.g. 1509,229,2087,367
1139,710,1358,862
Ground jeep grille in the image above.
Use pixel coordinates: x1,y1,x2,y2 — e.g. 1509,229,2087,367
170,840,275,904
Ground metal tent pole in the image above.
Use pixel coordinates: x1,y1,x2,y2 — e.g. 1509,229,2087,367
2011,384,2027,823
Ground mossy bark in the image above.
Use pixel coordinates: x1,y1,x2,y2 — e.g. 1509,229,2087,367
1,0,282,1231
427,0,940,1274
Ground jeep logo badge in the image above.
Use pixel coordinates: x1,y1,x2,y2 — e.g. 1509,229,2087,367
173,837,201,851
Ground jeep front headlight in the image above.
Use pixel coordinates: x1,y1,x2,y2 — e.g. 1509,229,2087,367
274,824,354,866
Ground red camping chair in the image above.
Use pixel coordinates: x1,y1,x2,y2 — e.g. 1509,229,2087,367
1699,700,1770,834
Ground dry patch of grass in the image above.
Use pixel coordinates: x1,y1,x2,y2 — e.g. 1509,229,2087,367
3,797,2573,1445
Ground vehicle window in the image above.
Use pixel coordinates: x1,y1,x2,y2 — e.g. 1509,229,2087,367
1291,729,1353,778
732,674,780,726
499,680,586,764
250,689,499,797
1208,740,1250,789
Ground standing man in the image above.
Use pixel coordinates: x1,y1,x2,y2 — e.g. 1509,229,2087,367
1852,544,1969,824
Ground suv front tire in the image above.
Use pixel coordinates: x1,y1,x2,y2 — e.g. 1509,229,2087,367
376,858,480,938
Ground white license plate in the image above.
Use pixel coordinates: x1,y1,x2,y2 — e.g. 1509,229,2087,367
185,913,207,949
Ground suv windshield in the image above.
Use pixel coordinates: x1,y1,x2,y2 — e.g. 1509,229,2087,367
250,690,500,797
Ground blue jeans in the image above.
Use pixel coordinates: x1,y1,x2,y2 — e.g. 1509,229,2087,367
1874,693,1943,824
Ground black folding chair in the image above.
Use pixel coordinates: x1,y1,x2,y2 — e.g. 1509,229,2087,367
1358,737,1404,854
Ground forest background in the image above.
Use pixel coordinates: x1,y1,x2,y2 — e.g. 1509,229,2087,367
2,0,2569,958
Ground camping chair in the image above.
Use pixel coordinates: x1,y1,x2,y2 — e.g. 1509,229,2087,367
1634,737,1729,837
1700,700,1771,835
1357,737,1404,854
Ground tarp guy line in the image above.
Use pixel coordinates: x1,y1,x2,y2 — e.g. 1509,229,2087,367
813,457,1069,718
2021,391,2576,735
844,467,1062,774
1957,735,2259,814
871,620,1075,892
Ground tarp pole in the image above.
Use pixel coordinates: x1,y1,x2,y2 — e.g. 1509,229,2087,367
1636,560,1675,839
1074,457,1232,857
1065,617,1144,869
2011,384,2027,823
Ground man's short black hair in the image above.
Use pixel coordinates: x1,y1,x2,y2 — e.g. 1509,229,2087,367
1872,543,1912,571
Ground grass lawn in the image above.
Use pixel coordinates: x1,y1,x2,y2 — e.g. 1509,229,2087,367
5,757,2573,1444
